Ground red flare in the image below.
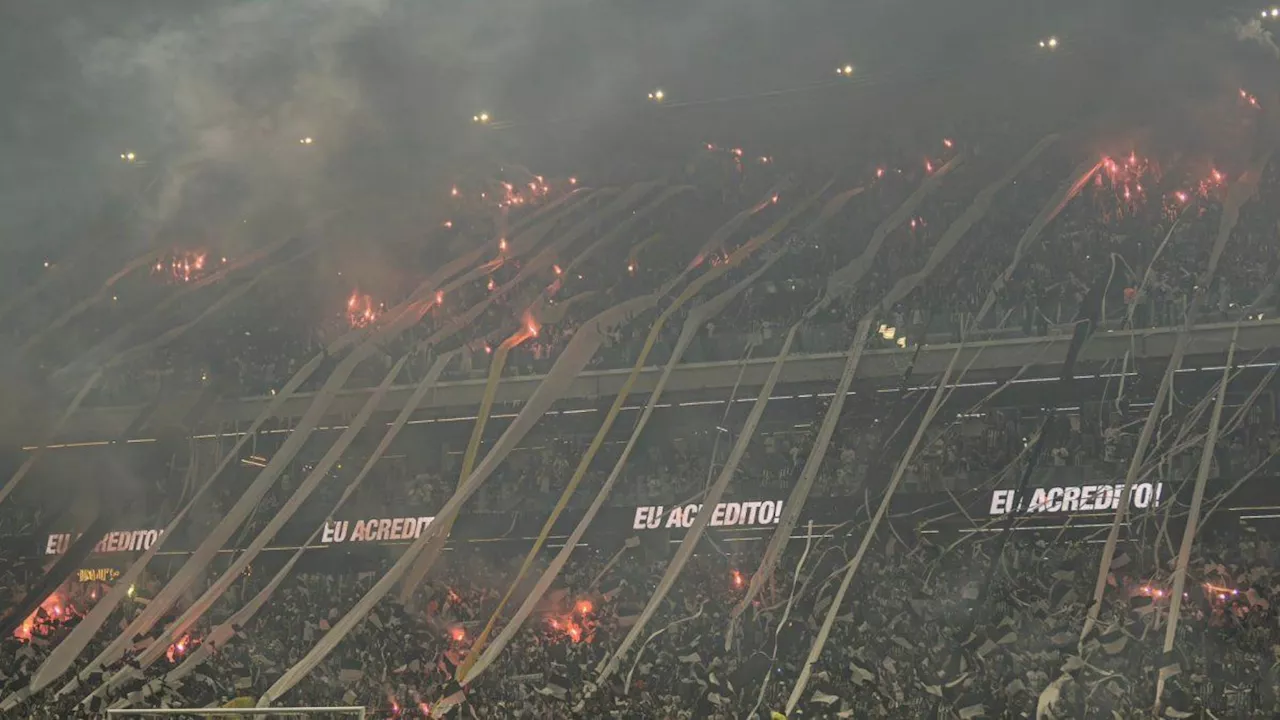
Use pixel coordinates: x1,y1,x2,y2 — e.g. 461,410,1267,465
346,291,380,328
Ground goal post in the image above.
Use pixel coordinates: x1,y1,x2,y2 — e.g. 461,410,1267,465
107,707,366,719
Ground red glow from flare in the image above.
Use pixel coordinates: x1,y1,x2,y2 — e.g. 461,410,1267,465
1205,582,1239,597
553,264,562,275
943,138,953,149
443,220,453,229
731,148,743,157
154,250,209,284
499,238,508,252
569,177,577,185
924,159,934,173
1096,153,1158,221
875,167,885,178
451,627,466,642
346,291,380,328
771,194,779,204
450,186,459,197
576,600,593,615
16,593,73,641
165,633,199,663
732,570,744,588
436,290,444,305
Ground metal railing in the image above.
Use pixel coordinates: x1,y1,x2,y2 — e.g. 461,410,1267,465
107,708,366,719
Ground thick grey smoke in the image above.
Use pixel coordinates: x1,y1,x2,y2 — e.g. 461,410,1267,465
1231,17,1280,59
75,0,391,246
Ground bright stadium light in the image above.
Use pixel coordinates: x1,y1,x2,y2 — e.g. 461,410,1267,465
648,89,665,102
120,151,136,162
473,112,491,124
837,64,854,76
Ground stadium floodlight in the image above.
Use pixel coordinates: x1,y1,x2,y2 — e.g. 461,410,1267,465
107,707,366,719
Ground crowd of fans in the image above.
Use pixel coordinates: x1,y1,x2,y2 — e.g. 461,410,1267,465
5,506,1280,718
2,349,1280,716
5,104,1280,719
5,137,1276,409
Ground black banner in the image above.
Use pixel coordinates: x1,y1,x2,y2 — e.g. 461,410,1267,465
10,475,1280,562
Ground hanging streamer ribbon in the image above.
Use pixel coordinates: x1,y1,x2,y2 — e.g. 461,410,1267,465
745,136,1060,710
396,329,530,604
70,239,505,698
598,327,798,682
150,351,461,693
786,343,963,713
258,293,657,706
412,182,826,618
124,354,412,678
21,185,595,705
395,182,667,600
736,136,1061,629
458,182,835,683
1080,143,1275,646
1153,330,1236,708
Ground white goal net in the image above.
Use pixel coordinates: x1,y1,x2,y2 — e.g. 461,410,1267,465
107,707,366,720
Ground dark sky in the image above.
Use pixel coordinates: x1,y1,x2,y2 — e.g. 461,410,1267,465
0,0,1275,263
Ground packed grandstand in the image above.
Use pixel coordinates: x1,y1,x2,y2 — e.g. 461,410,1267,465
5,2,1280,719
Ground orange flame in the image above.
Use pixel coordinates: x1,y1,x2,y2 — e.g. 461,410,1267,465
346,291,380,328
14,592,72,641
